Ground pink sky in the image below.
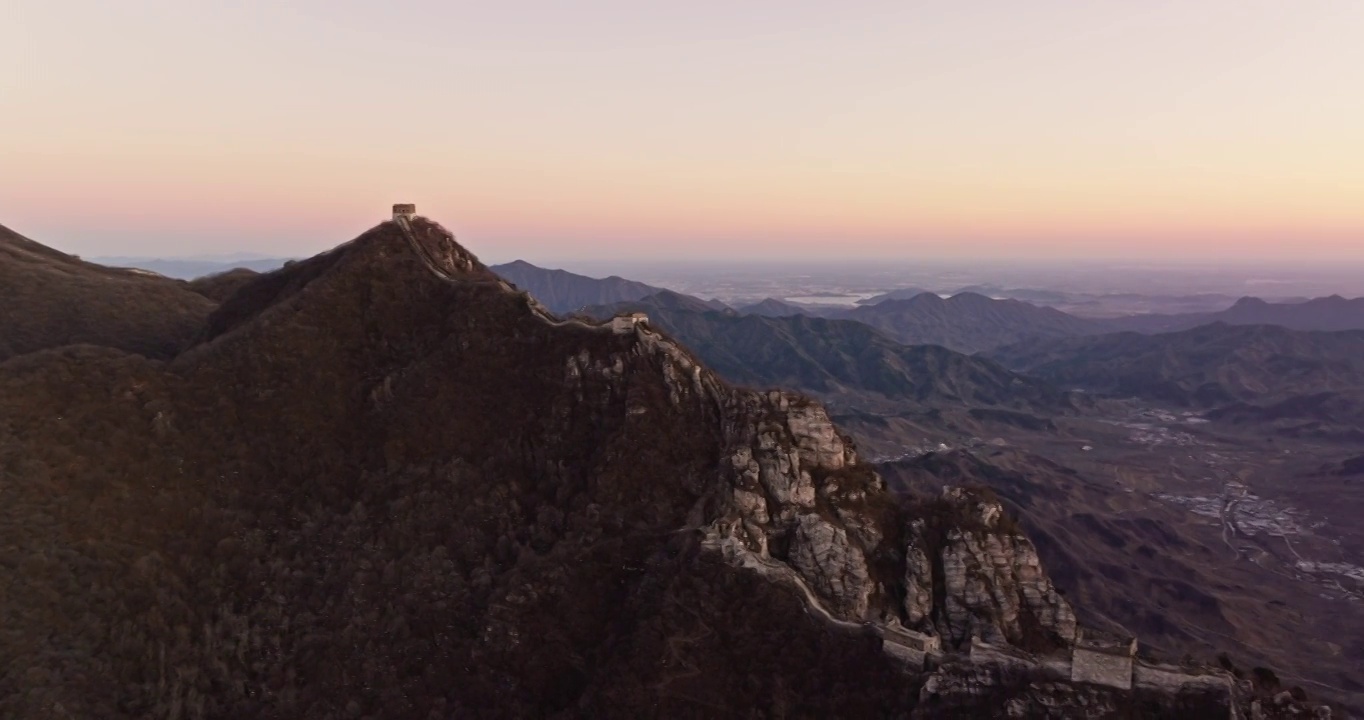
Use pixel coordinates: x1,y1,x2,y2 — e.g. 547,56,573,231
3,1,1362,263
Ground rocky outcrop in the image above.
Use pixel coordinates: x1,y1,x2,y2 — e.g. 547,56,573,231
688,354,1072,651
909,488,1077,650
903,520,936,625
708,387,874,617
788,513,873,619
785,402,852,470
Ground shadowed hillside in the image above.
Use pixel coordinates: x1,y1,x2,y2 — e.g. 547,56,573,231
186,267,262,302
490,259,665,313
736,297,812,317
835,292,1105,353
1109,295,1364,333
0,222,215,361
584,292,1083,419
990,323,1364,408
0,217,1302,718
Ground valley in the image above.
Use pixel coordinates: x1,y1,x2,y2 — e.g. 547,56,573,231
535,256,1364,712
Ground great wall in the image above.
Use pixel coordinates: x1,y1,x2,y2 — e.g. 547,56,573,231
392,204,651,337
385,204,1319,719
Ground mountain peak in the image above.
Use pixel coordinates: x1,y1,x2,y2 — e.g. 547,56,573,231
392,215,482,280
198,217,511,344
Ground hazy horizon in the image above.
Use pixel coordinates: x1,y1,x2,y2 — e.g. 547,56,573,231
76,247,1364,301
6,1,1362,262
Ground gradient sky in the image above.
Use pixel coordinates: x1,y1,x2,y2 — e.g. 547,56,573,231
3,1,1362,263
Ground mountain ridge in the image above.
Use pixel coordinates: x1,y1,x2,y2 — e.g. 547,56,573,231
0,221,216,361
581,292,1083,419
990,322,1364,408
834,291,1106,353
0,217,1319,717
489,259,664,313
1108,294,1364,333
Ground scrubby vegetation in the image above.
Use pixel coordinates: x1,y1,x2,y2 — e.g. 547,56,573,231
2,219,1328,718
0,222,933,717
187,268,261,302
0,223,214,361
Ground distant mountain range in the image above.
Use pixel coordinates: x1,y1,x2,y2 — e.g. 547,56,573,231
1106,295,1364,333
583,292,1080,420
489,260,667,313
831,292,1102,354
990,322,1364,410
817,291,1364,354
491,261,1103,354
735,297,810,317
78,250,1364,354
855,286,1248,317
492,261,1364,415
855,287,934,305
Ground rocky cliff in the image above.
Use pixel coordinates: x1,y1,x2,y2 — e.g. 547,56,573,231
0,217,1328,718
906,488,1076,650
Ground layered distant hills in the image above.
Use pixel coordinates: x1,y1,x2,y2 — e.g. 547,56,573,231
735,297,810,317
498,259,1364,438
492,259,1364,355
991,323,1364,440
990,323,1364,407
77,248,1361,359
831,292,1102,354
835,291,1364,354
582,292,1080,418
1106,295,1364,333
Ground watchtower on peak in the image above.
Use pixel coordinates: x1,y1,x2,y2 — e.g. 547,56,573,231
610,312,649,334
392,203,416,221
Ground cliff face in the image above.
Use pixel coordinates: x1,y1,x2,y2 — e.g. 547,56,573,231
0,217,1322,719
907,488,1077,650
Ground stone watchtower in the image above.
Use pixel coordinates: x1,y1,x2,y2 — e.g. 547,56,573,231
392,203,416,221
1070,628,1137,689
610,312,649,334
